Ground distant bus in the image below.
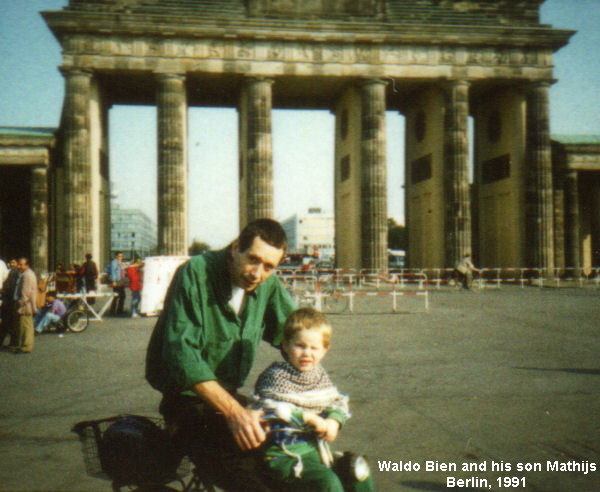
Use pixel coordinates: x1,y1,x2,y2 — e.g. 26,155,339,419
388,249,406,268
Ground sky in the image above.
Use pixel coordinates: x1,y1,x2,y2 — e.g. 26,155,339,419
1,0,599,249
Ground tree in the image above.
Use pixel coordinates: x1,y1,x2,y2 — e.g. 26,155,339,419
387,218,407,251
188,240,210,256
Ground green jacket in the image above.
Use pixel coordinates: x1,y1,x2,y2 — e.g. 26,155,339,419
146,248,296,396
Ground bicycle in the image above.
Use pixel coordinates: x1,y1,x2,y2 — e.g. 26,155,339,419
317,274,349,314
281,271,349,314
57,297,90,333
72,413,370,492
72,414,215,491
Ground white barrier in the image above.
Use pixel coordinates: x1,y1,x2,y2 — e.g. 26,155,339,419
57,291,117,322
281,265,599,309
284,273,429,314
420,266,600,289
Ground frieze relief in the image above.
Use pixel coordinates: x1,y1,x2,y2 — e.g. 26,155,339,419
247,0,384,18
63,35,552,69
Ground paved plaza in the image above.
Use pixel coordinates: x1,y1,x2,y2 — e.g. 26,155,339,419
1,286,599,491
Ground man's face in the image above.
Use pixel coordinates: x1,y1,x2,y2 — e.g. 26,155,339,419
9,259,17,269
231,236,284,292
17,259,28,272
116,253,123,262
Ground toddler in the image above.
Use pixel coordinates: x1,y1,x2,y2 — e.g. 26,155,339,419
252,306,373,491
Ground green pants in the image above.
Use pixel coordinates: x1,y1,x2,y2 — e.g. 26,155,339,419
264,442,374,492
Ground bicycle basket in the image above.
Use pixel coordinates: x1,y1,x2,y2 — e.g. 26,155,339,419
72,415,191,487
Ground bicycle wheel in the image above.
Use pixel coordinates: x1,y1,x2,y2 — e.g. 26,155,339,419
295,292,317,308
66,307,89,333
322,289,348,314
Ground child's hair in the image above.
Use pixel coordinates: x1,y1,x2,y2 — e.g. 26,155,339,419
283,307,332,348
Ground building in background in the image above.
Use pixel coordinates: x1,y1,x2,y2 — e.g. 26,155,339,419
110,204,157,259
281,208,334,260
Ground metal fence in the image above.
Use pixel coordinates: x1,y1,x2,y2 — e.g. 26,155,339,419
278,269,429,314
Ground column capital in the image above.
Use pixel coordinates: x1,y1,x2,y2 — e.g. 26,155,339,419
357,78,389,88
526,79,556,91
59,65,93,78
243,75,275,85
154,72,186,82
565,169,579,179
439,78,471,93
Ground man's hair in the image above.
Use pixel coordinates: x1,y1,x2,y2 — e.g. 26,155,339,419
17,257,29,266
283,307,332,349
85,253,92,260
115,251,123,257
238,218,287,253
47,290,57,298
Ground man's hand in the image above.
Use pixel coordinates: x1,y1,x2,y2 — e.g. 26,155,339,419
226,407,267,451
191,380,268,451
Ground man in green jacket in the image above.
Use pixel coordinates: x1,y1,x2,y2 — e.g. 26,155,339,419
146,218,296,491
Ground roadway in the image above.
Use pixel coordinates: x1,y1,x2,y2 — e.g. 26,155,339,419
1,285,599,491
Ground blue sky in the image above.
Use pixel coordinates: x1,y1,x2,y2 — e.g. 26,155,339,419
1,0,599,248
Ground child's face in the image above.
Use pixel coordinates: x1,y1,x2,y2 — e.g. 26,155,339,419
282,328,329,372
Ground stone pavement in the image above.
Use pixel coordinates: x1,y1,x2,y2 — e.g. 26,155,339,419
1,286,599,491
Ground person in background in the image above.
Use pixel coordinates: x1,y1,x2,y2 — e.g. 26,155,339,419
0,259,19,348
453,253,479,290
109,251,126,316
35,291,67,334
54,263,71,294
13,257,38,354
78,253,99,305
126,258,144,318
0,257,8,326
0,258,8,290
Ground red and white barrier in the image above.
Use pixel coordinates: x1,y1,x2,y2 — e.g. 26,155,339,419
303,275,429,313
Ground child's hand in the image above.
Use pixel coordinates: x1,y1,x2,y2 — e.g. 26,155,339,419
320,418,340,442
303,412,340,442
302,410,323,430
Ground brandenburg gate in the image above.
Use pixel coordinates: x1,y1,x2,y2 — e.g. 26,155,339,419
41,0,575,271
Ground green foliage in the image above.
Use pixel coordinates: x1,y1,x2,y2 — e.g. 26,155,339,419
387,218,407,250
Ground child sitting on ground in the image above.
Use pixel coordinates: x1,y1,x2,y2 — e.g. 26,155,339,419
252,306,374,491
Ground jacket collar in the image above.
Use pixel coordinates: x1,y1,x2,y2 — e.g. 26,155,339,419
207,247,259,310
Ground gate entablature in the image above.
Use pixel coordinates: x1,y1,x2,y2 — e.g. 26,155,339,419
42,0,574,271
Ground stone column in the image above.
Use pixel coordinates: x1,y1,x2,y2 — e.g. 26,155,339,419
443,80,472,267
31,167,49,274
244,77,274,222
156,73,188,255
564,170,580,273
60,67,93,264
525,81,554,272
359,79,388,270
